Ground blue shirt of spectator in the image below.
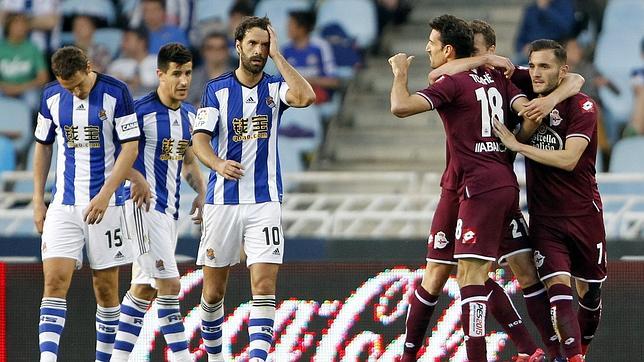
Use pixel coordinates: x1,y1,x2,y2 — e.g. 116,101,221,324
515,0,575,55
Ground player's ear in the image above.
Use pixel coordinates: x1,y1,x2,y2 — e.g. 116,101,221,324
559,63,569,78
235,40,241,55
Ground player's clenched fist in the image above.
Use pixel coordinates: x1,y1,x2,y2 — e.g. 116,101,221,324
214,159,245,180
388,53,414,76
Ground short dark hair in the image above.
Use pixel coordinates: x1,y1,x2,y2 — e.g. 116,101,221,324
529,39,567,64
142,0,165,10
51,46,89,80
234,16,270,43
289,10,316,33
470,20,495,48
125,27,149,46
3,12,27,38
157,43,192,71
429,15,474,59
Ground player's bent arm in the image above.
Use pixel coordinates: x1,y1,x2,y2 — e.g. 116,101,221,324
181,147,206,196
192,132,220,171
516,137,589,171
428,56,486,84
510,96,541,143
33,142,53,203
272,52,316,108
100,141,139,197
550,73,585,102
390,76,432,117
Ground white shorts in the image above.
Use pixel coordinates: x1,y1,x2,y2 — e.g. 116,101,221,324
123,200,180,286
197,202,284,267
41,204,133,270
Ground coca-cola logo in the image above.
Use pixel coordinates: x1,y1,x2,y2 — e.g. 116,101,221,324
129,268,515,361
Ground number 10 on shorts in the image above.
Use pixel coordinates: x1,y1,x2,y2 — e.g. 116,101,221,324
263,226,281,246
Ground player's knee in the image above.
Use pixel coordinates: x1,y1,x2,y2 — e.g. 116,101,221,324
202,286,226,304
131,284,157,301
43,274,71,297
579,283,602,309
251,276,277,296
93,279,118,302
156,278,181,296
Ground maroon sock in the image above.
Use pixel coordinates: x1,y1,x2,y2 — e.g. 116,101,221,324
485,279,538,355
523,282,561,358
460,285,488,362
577,295,602,352
401,285,439,361
548,284,582,358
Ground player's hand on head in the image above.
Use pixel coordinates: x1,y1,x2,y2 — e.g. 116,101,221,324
485,55,515,78
267,25,279,58
33,202,47,234
131,179,151,211
492,117,521,152
84,191,110,224
388,53,414,76
215,159,244,180
190,194,204,224
521,97,556,122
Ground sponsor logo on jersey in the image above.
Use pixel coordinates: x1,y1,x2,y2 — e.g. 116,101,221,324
76,103,85,111
121,120,138,132
433,231,449,249
534,250,545,268
156,259,165,271
579,99,594,113
549,109,563,126
172,119,180,126
564,337,575,345
474,141,507,153
114,251,125,260
245,96,255,103
530,124,563,150
469,302,486,337
405,342,415,348
462,229,476,244
272,248,281,256
206,248,215,260
196,108,209,126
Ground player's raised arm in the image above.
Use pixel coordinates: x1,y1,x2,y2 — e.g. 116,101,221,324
267,25,316,108
389,53,432,117
521,73,585,121
181,146,206,224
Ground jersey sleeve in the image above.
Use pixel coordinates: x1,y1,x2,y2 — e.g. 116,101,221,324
34,93,56,144
194,83,220,136
278,77,291,108
114,87,140,143
504,75,527,111
415,75,458,110
566,96,597,142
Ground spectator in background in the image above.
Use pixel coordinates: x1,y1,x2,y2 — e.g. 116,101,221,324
0,12,49,110
107,27,157,98
188,32,232,106
283,10,339,106
565,38,611,159
0,0,61,54
127,0,193,31
515,0,575,63
140,0,189,54
624,38,644,137
70,15,112,73
227,2,253,65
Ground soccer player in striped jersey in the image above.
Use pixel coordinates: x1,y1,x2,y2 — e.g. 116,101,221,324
192,16,315,362
111,43,205,362
32,46,140,362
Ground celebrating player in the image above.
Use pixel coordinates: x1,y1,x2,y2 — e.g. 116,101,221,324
110,43,205,362
389,14,542,362
192,16,315,362
493,39,605,362
33,46,139,362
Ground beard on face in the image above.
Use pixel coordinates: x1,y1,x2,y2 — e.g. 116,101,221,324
240,51,267,74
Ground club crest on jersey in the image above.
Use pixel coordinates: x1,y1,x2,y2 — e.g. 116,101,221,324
266,96,275,108
206,248,215,260
549,109,563,126
534,250,545,268
432,231,449,249
98,109,107,121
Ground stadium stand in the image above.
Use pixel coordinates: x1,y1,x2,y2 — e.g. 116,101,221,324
316,0,378,49
0,96,34,153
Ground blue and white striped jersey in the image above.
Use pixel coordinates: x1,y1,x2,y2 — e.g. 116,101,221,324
127,92,196,219
194,71,290,205
34,73,140,206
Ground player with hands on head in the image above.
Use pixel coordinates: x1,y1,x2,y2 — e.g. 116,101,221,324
192,16,315,362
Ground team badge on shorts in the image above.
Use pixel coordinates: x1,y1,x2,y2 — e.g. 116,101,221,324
433,231,449,249
206,248,215,260
156,259,165,271
549,109,563,126
533,250,545,268
461,229,477,244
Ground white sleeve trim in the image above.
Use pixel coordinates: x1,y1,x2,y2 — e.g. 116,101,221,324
415,91,434,109
194,107,219,134
115,113,140,141
34,112,54,142
509,94,527,109
279,82,291,107
566,133,591,142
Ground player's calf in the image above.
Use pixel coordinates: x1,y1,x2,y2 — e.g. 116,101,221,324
547,282,582,359
576,282,602,357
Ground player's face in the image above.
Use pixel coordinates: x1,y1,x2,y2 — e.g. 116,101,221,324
426,29,447,69
472,33,494,56
237,27,269,74
159,61,192,102
528,49,568,94
57,68,93,99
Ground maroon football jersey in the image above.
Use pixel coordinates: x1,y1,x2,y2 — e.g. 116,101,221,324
440,143,459,191
525,93,602,216
417,67,525,197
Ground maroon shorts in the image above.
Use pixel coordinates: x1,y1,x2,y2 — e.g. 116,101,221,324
453,187,518,261
530,211,607,283
426,188,459,265
497,208,532,266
